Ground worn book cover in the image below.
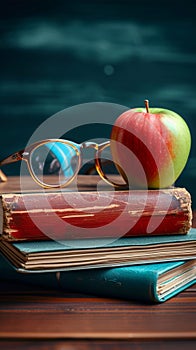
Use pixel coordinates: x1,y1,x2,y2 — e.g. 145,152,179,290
0,176,192,241
59,259,196,303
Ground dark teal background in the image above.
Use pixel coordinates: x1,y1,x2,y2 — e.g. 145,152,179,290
0,0,195,206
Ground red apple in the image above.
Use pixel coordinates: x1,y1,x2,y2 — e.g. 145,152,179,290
110,100,191,189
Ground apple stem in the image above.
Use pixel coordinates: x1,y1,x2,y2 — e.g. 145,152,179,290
144,99,149,113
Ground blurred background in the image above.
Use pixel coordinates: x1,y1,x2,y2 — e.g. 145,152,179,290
0,0,195,206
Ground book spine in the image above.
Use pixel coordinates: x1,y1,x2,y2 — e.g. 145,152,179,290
58,267,159,303
1,188,192,241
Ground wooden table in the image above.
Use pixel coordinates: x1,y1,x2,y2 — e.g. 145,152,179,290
0,213,195,349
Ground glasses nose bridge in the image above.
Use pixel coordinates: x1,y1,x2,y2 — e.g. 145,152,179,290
81,141,98,150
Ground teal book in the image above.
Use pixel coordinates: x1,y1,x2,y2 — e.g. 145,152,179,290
59,260,196,303
0,253,195,303
0,228,196,273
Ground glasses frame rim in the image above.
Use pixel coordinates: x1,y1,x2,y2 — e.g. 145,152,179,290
0,138,128,189
27,139,82,189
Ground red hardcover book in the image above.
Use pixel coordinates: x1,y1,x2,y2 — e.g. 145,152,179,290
0,176,192,241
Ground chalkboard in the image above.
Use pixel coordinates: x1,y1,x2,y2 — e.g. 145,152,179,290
0,0,195,206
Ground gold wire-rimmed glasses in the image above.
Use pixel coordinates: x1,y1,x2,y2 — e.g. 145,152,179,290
0,139,127,189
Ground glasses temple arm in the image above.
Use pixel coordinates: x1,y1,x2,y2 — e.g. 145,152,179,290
0,149,25,182
0,149,25,166
0,169,7,182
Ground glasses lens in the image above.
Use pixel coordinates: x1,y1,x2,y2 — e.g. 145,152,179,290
97,143,127,186
30,141,80,186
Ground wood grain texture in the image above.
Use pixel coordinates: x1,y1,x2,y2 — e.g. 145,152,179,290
0,340,196,350
0,282,196,340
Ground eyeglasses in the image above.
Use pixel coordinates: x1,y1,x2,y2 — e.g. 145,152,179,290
0,139,126,189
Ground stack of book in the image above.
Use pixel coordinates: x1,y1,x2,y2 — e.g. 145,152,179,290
0,175,196,303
